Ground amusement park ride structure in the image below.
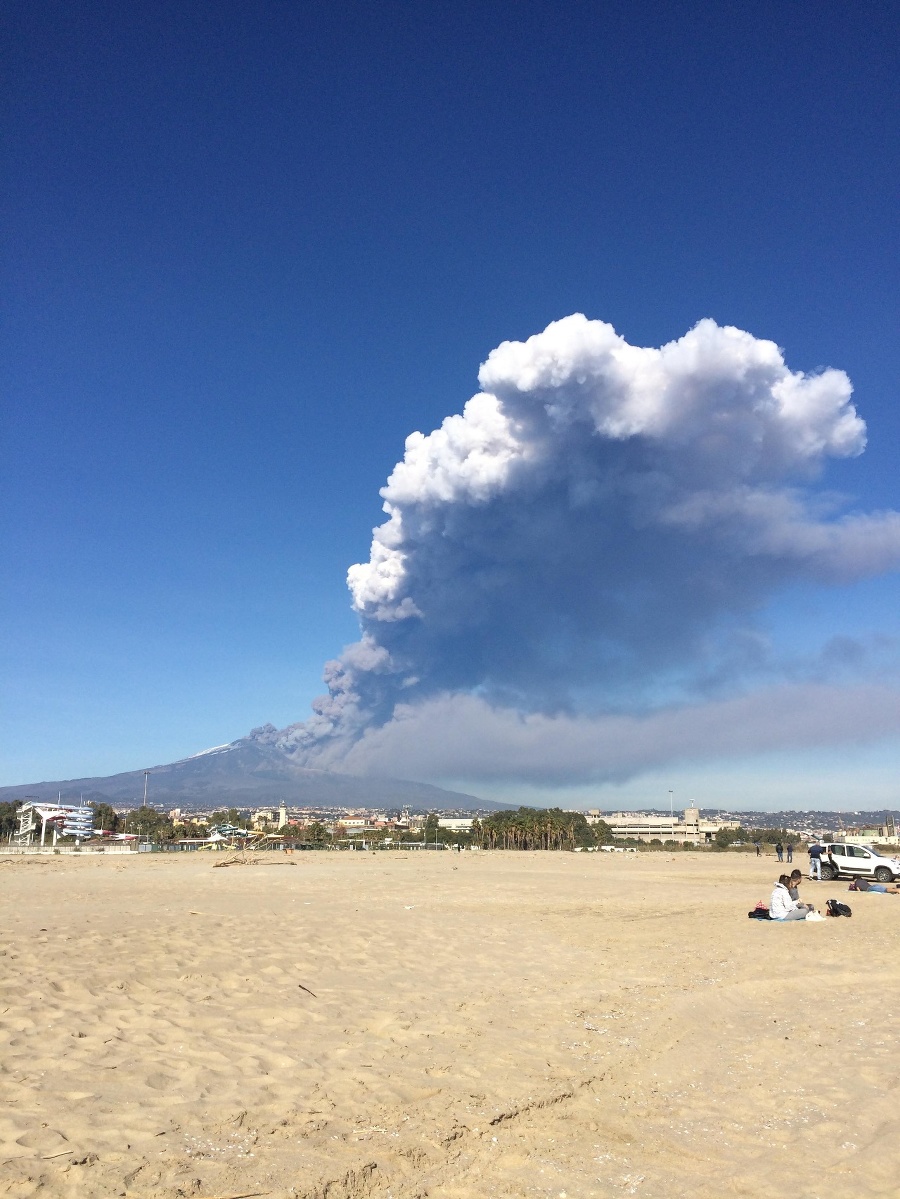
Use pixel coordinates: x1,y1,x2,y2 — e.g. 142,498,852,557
14,800,95,846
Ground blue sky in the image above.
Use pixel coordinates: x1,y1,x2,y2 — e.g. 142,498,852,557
3,0,899,808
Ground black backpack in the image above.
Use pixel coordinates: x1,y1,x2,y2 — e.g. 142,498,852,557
826,899,852,917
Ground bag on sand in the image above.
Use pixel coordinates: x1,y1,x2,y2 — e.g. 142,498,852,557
826,899,852,917
748,905,771,920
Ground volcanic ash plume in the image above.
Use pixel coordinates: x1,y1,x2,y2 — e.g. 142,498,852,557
268,314,900,776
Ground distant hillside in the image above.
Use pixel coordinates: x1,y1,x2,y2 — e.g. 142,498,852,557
0,729,505,812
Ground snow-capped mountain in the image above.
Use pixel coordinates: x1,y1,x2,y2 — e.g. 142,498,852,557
0,726,497,811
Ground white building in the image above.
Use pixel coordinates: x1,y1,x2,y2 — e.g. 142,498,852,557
586,807,740,845
841,823,899,847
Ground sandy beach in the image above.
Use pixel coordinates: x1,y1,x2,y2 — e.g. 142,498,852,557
2,849,898,1198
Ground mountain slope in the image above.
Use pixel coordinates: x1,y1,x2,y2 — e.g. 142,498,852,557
0,730,501,811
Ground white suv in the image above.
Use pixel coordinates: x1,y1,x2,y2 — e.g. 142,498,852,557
819,843,900,883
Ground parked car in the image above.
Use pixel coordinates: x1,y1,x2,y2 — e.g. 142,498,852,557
819,843,900,883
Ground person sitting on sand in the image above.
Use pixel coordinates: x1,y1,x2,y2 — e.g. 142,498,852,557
770,874,812,921
849,877,900,895
788,869,805,901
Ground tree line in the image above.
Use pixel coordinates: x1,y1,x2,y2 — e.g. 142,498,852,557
473,808,613,850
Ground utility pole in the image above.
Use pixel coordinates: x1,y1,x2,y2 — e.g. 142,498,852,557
669,789,674,824
143,771,150,807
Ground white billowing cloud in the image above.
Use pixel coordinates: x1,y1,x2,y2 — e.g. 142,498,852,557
348,315,873,623
347,391,521,617
478,315,863,474
274,315,900,782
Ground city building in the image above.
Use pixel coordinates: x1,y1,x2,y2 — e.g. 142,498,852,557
586,807,740,845
841,820,899,846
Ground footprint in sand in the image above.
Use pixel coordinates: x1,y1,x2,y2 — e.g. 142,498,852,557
16,1128,69,1151
144,1072,178,1090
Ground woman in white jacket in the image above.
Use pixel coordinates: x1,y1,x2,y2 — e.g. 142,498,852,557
770,874,810,921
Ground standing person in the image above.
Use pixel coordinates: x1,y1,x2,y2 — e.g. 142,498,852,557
775,841,784,863
787,843,794,863
770,874,809,921
756,843,761,858
809,840,824,880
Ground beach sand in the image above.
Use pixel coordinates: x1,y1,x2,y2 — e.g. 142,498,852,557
1,848,898,1198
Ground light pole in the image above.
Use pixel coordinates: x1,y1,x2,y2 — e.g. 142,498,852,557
143,771,149,807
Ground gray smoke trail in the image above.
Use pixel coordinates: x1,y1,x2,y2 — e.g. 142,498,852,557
262,315,900,778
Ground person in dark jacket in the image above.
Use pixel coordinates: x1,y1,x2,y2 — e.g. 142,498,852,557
775,841,784,862
849,877,900,894
808,841,825,880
